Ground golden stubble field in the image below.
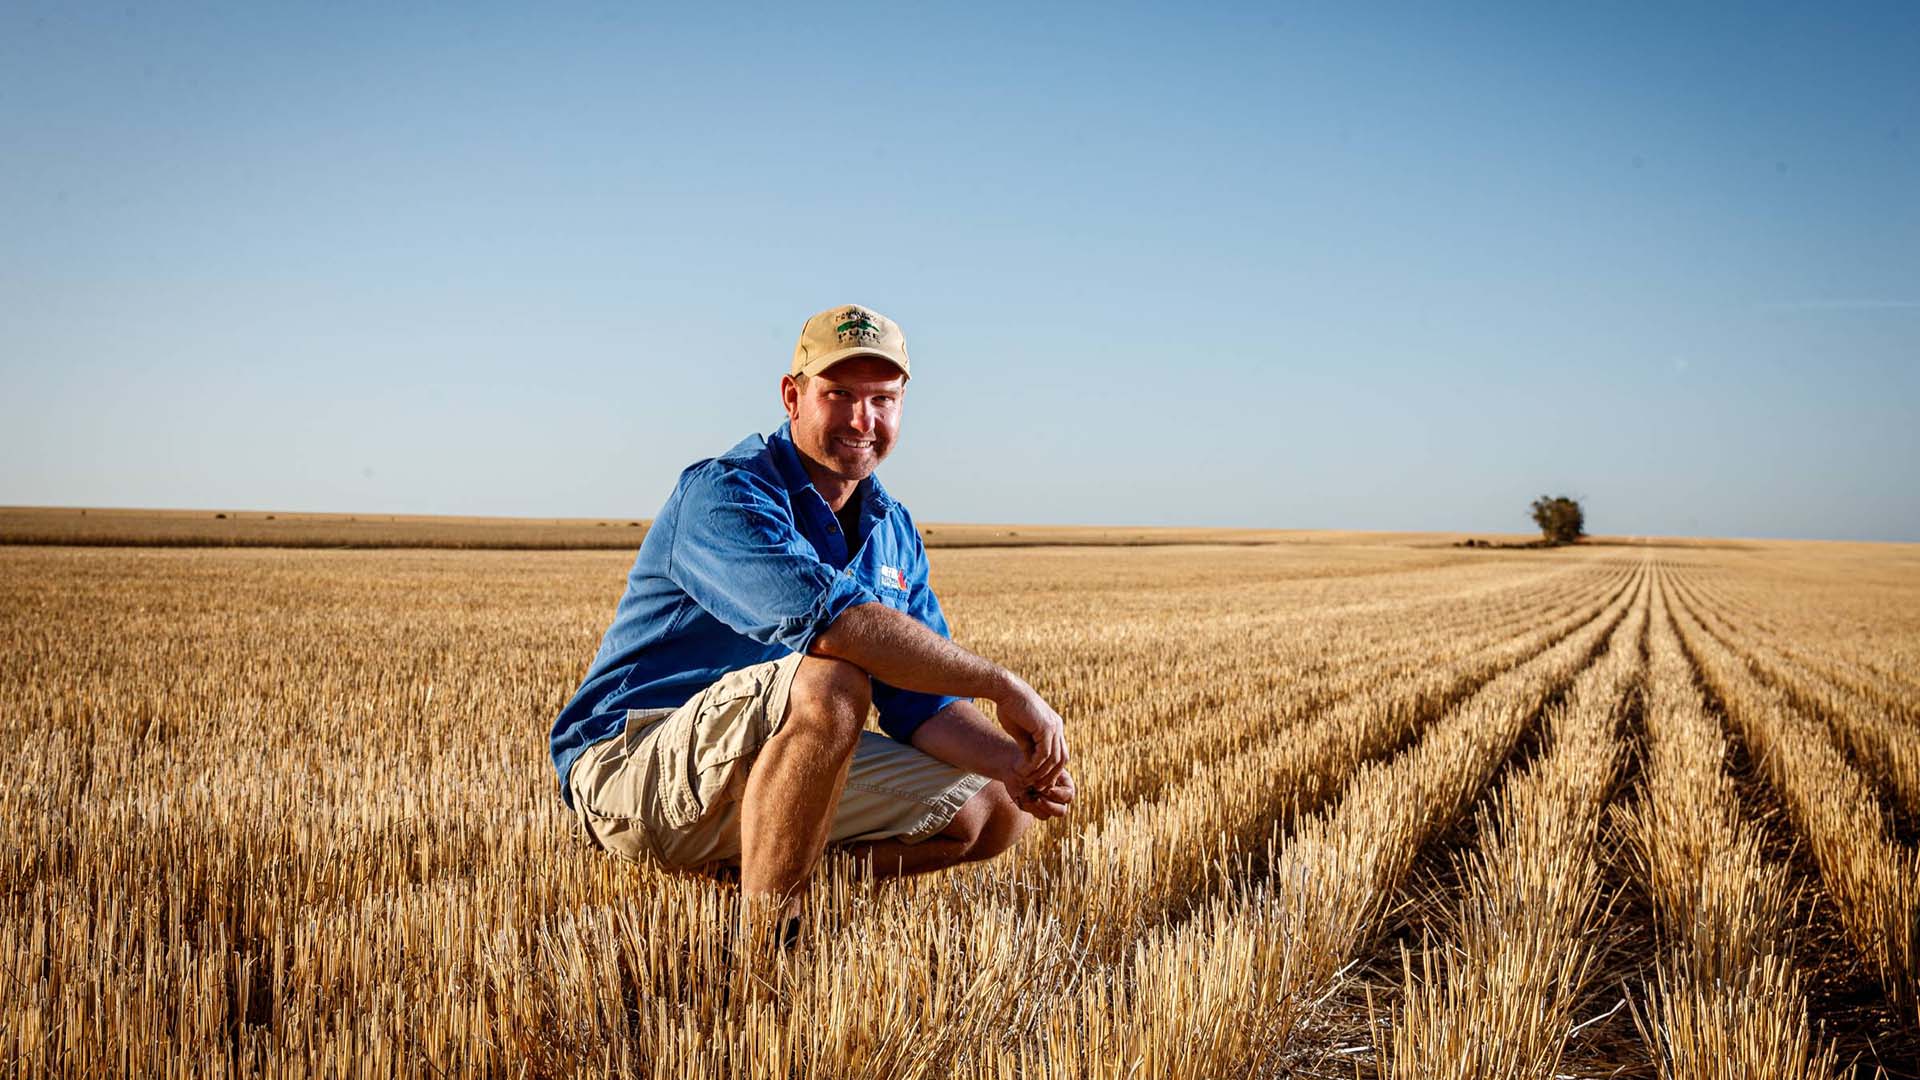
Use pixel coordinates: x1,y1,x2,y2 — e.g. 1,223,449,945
2,533,1917,1078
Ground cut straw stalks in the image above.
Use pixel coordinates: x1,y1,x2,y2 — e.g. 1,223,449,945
971,562,1649,1078
1668,570,1920,1024
1057,563,1632,826
1380,564,1649,1079
1656,557,1918,719
1666,571,1920,825
1619,568,1839,1080
18,540,1902,1078
1021,565,1640,959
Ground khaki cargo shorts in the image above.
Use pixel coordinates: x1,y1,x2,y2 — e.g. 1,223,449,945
567,652,990,870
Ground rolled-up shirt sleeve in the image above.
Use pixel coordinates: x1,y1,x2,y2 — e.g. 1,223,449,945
872,541,963,743
667,465,879,655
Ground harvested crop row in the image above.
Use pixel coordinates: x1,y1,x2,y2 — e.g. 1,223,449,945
967,562,1648,1078
1667,571,1920,1020
1664,571,1920,824
1659,558,1919,721
1383,566,1648,1079
663,564,1647,1077
1060,562,1631,822
1014,559,1642,958
1621,567,1838,1080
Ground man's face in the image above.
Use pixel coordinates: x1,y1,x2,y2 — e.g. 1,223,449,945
781,355,907,486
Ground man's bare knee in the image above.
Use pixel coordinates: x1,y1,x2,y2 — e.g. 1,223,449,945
949,783,1029,864
784,655,871,750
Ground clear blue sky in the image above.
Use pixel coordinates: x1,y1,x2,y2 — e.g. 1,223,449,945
4,2,1916,541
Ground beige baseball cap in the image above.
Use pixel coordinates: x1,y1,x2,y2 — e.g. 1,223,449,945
790,304,911,380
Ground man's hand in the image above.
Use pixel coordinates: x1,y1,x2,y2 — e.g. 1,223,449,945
993,680,1069,791
1013,770,1074,821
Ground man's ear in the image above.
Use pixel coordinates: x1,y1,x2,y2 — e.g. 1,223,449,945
779,374,801,421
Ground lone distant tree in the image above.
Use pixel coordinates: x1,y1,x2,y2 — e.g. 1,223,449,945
1530,495,1585,544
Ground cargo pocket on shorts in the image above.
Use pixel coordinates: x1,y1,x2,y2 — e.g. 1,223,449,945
651,662,787,830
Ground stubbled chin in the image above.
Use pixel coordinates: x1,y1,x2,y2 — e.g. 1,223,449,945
829,448,881,475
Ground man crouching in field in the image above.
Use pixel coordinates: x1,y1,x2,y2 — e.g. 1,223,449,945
550,304,1074,940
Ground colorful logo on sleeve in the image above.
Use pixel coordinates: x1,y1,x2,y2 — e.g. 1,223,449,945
878,566,909,592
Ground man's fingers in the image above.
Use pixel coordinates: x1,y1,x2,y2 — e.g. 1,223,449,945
1020,754,1062,790
1018,740,1054,782
1020,722,1065,774
1032,736,1068,786
1003,693,1068,794
1036,732,1068,785
1040,751,1065,787
1048,772,1075,805
1015,792,1070,820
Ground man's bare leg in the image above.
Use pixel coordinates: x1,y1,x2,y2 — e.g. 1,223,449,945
836,781,1031,880
738,655,870,929
836,833,970,880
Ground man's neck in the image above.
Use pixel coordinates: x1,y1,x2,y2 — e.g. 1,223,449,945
796,452,859,512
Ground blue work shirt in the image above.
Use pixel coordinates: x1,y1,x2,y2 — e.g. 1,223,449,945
549,422,961,807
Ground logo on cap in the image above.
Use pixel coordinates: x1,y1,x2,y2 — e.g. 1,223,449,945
835,309,883,347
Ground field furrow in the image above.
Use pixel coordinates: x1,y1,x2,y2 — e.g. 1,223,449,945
1664,570,1920,827
965,563,1647,1078
1622,567,1839,1080
1666,568,1920,1023
1658,560,1920,721
1058,563,1632,823
1382,566,1647,1079
1009,563,1641,956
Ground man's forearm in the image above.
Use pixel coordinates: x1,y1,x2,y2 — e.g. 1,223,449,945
909,700,1025,782
807,602,1017,702
913,699,1075,820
